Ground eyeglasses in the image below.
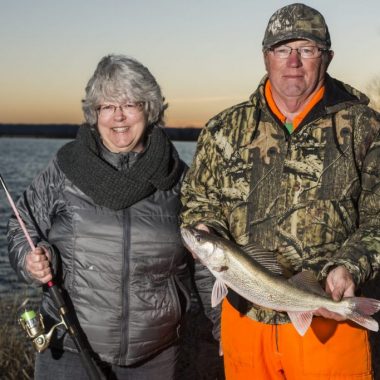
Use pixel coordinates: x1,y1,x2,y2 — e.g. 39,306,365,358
97,102,144,118
268,45,329,59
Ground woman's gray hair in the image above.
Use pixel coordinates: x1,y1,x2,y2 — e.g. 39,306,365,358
82,54,167,126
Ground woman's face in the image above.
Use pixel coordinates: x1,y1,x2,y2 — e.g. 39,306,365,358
96,101,147,153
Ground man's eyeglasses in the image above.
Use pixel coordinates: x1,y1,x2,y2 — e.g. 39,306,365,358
97,102,144,118
268,45,329,59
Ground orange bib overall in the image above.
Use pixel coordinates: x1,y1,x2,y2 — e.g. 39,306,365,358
221,300,373,379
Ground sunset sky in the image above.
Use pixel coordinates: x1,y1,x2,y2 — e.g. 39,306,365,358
1,0,379,127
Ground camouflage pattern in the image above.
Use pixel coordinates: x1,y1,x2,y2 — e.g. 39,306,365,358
181,75,380,325
262,3,331,49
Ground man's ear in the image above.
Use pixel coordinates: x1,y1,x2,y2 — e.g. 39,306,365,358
326,50,334,68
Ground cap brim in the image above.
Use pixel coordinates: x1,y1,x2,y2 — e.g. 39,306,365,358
263,32,330,49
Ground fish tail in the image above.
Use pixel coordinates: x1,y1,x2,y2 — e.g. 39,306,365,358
351,297,380,315
347,297,380,332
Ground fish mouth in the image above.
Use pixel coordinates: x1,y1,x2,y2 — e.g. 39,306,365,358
180,227,193,247
180,227,200,259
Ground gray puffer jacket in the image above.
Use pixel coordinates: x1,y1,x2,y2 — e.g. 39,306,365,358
8,155,191,366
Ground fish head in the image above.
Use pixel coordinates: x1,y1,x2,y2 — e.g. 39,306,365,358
180,227,228,271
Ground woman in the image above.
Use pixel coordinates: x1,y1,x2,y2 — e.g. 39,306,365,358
8,54,191,379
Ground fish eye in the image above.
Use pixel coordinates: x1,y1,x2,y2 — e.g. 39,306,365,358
193,230,202,241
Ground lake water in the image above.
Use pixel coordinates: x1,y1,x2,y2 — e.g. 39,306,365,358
0,137,197,296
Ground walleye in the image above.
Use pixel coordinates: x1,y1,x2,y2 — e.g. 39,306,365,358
181,227,380,336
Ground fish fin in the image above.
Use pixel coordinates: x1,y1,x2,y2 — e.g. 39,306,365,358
287,311,313,336
346,297,380,331
242,244,283,275
348,312,379,332
288,271,327,297
350,297,380,315
211,279,228,308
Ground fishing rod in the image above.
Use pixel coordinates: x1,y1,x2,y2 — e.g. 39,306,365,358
0,173,101,380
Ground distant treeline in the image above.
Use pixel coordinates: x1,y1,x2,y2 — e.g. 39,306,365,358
0,124,201,141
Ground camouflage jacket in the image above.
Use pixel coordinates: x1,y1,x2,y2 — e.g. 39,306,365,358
181,74,380,324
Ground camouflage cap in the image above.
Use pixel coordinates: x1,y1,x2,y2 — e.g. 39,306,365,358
262,3,331,50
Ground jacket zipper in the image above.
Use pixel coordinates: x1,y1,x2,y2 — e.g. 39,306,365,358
119,208,131,363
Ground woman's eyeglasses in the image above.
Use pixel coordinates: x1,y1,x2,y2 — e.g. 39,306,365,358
97,102,144,118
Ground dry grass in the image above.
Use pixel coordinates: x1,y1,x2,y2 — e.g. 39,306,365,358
0,296,36,380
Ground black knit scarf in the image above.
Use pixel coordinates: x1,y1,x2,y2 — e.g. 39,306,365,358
57,125,182,210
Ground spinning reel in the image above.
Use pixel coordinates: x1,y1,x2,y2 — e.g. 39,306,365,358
18,299,68,352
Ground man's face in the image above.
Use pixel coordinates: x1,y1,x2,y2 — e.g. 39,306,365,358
264,39,333,101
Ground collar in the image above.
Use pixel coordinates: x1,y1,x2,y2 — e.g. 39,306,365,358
264,80,325,132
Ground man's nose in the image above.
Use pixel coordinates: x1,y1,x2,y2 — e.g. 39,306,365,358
287,50,302,66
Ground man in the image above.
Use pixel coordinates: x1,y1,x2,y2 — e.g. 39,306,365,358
181,3,380,379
